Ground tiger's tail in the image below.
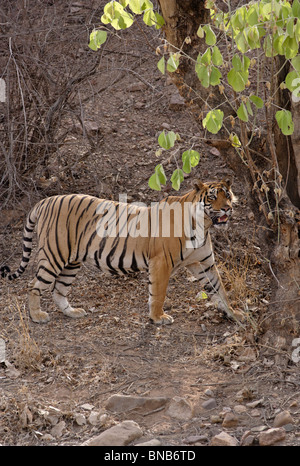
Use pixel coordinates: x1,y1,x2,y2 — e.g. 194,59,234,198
1,205,38,281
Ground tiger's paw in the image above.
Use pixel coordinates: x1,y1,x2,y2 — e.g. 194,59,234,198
150,313,174,325
62,307,87,319
30,310,51,324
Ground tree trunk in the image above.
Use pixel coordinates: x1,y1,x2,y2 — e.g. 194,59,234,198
158,0,300,359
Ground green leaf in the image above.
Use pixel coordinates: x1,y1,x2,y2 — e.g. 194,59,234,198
203,109,224,134
197,25,205,38
88,30,107,51
282,36,298,59
286,17,295,38
246,25,261,49
158,130,177,150
275,110,294,135
291,56,300,73
237,102,248,122
182,150,200,174
296,19,300,40
249,95,264,108
235,31,249,53
154,12,165,29
229,133,241,148
148,164,166,191
143,8,155,26
211,46,223,66
273,33,285,56
292,0,300,18
231,7,246,30
263,34,277,57
232,54,242,71
128,0,143,14
167,53,180,72
101,1,134,30
157,56,165,74
227,68,248,92
285,71,300,99
129,0,153,14
209,66,222,86
148,173,161,191
196,291,208,300
171,168,184,191
203,24,216,45
247,4,259,26
195,63,210,88
200,48,211,65
246,99,253,116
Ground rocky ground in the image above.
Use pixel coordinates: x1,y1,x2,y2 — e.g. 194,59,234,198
0,3,299,447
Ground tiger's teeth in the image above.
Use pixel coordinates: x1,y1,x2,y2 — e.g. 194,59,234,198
218,215,228,223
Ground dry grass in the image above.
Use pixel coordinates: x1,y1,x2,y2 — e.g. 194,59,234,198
217,247,263,334
9,298,42,370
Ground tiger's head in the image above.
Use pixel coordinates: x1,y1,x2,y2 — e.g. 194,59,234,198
194,179,237,230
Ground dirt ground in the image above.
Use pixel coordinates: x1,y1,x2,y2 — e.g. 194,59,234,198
0,4,299,446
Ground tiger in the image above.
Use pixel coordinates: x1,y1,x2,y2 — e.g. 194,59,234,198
0,179,243,324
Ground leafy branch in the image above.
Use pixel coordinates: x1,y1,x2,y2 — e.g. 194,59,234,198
88,0,300,208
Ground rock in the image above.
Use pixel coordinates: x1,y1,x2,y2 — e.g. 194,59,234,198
241,431,255,446
210,414,222,424
166,396,193,421
289,400,298,408
105,394,169,414
160,122,171,131
233,405,247,414
88,411,102,426
82,420,142,446
251,425,268,433
246,398,264,408
273,410,294,427
250,409,261,417
204,389,214,397
99,414,108,426
75,413,86,426
41,433,55,443
80,403,94,411
210,431,239,446
258,428,286,446
202,398,217,410
135,439,161,446
284,423,294,432
222,412,239,428
184,435,208,444
50,420,66,439
169,92,186,111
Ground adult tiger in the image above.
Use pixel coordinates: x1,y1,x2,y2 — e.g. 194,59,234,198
0,179,243,324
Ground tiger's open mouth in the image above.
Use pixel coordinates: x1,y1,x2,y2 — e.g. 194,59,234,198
212,213,229,226
217,214,229,224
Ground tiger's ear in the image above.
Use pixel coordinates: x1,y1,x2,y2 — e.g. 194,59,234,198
222,178,232,188
194,179,205,191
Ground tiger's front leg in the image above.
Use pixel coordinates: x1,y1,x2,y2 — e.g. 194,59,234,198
186,261,244,321
148,256,174,325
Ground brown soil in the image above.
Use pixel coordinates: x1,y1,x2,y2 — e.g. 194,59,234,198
0,4,299,446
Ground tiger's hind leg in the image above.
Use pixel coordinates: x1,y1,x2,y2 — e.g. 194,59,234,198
52,262,87,319
29,269,55,323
